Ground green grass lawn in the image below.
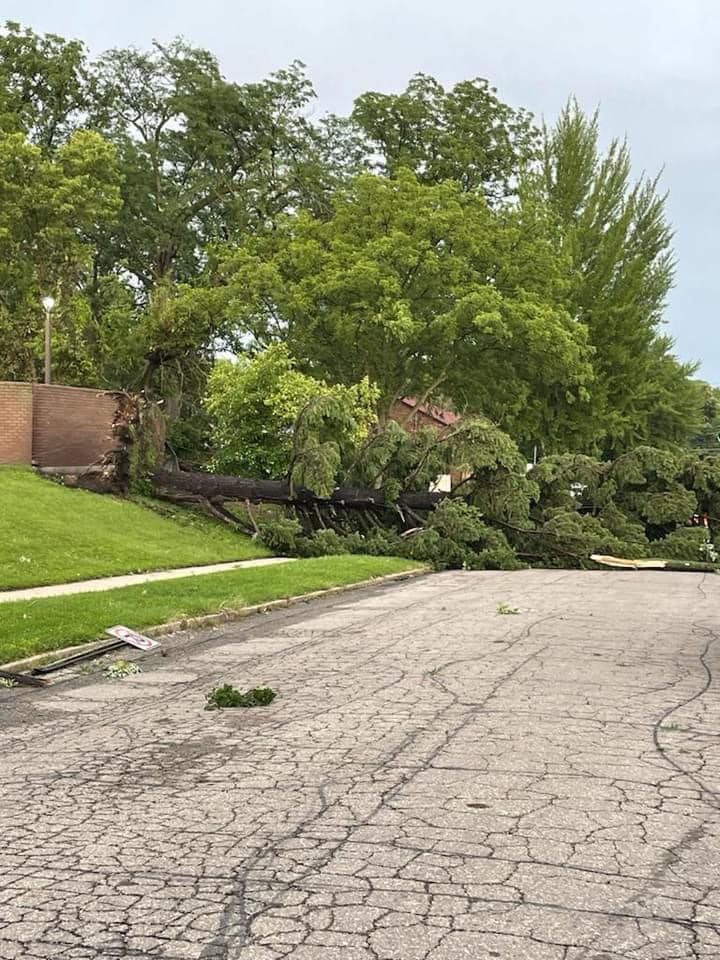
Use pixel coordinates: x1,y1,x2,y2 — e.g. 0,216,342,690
0,467,270,590
0,555,422,664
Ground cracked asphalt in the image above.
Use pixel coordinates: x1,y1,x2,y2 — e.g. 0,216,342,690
1,569,720,960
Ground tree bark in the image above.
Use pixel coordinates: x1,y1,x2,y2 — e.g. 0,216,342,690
151,469,447,512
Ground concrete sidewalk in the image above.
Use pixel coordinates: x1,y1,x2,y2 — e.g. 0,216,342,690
0,556,292,603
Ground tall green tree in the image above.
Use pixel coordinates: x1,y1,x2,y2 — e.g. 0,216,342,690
83,40,340,408
89,43,330,289
201,170,592,452
0,21,88,147
539,101,702,455
350,73,538,202
0,23,702,467
0,129,122,382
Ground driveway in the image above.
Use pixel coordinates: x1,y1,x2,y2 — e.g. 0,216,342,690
1,570,719,960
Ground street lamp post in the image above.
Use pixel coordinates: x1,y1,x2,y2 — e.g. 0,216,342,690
41,296,55,385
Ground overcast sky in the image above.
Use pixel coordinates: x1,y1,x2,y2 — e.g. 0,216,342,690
7,0,719,383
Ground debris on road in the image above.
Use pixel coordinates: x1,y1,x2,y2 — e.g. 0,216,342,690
1,570,719,957
31,639,126,676
104,659,143,680
591,553,720,572
204,684,276,710
30,626,161,678
0,668,49,688
105,625,161,651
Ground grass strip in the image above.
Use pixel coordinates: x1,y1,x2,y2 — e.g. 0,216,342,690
0,467,269,590
0,555,422,664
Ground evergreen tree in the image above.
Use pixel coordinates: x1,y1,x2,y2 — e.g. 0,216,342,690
539,101,702,455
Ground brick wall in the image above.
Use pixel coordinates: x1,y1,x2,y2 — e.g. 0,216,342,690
0,381,33,464
0,382,119,467
31,385,119,467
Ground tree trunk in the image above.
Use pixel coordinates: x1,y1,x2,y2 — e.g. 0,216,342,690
151,469,447,512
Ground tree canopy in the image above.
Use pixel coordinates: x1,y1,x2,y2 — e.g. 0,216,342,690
205,170,592,454
206,344,378,488
0,20,710,468
538,102,702,456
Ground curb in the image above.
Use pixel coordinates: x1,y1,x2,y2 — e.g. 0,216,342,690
0,567,430,675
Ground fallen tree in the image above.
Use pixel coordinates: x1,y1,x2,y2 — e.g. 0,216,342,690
150,468,448,540
68,391,720,572
151,441,720,573
152,469,445,512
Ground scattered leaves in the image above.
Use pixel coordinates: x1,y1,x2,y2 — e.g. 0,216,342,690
205,684,277,710
496,602,520,615
104,658,142,680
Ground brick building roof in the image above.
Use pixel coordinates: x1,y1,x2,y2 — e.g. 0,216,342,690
397,396,461,428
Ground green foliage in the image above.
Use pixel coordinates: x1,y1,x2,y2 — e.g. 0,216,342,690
521,445,716,565
252,393,718,572
206,345,378,485
651,527,714,562
448,419,538,523
90,44,323,288
294,528,350,557
210,171,592,449
0,21,88,147
423,498,487,542
534,511,634,565
529,454,606,514
104,658,142,680
406,500,490,570
257,515,303,554
597,500,649,549
497,602,520,615
682,453,720,519
537,101,703,455
403,498,522,571
350,73,538,201
289,389,378,497
204,684,276,710
607,447,697,529
0,23,705,464
689,383,720,454
258,498,523,572
0,25,335,428
0,127,122,381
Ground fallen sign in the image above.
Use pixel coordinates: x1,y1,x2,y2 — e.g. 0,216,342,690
32,626,161,677
106,625,160,651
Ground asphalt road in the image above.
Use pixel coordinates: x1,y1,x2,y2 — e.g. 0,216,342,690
1,569,719,960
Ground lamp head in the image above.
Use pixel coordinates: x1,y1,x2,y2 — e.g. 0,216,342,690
41,296,56,311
